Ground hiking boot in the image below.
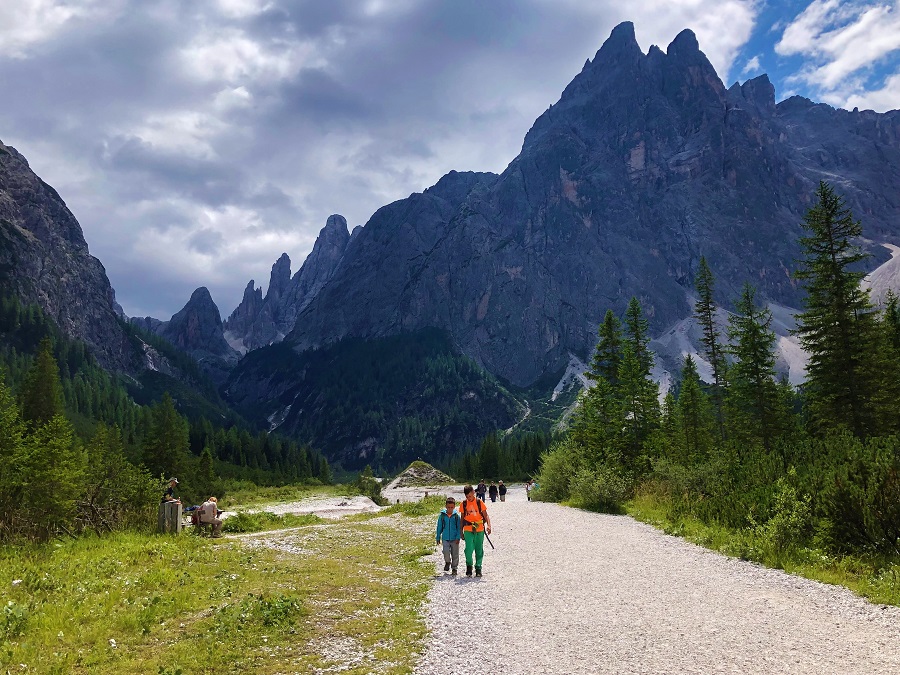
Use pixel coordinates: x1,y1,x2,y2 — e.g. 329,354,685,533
451,568,457,576
475,567,482,577
443,562,451,572
466,565,473,577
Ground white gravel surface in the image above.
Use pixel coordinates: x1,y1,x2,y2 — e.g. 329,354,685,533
415,487,900,675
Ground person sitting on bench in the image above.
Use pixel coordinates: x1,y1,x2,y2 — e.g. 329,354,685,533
200,496,223,537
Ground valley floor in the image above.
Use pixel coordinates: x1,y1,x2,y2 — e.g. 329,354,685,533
415,487,900,674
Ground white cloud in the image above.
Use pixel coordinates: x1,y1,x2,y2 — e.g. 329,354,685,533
126,110,228,160
216,0,272,20
843,70,900,109
180,27,319,86
0,0,114,57
741,55,762,74
776,0,900,110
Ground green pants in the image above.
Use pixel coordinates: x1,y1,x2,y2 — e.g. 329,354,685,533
463,530,485,568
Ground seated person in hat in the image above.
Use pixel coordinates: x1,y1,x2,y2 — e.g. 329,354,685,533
162,477,180,503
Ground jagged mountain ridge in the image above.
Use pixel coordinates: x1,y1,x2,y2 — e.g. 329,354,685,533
224,214,354,352
272,22,900,388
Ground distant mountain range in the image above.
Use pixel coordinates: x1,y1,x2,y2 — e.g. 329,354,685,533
2,22,899,469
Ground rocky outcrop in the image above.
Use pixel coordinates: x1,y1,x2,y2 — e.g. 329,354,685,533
155,287,238,383
283,22,900,387
0,139,140,372
223,214,353,352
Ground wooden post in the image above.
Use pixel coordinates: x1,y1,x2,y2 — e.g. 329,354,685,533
157,501,182,534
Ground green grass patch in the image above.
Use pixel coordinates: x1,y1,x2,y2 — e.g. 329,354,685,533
0,507,436,674
217,483,343,510
221,511,322,534
375,496,448,518
626,491,900,606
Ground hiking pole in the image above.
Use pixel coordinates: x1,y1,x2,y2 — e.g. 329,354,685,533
484,530,495,550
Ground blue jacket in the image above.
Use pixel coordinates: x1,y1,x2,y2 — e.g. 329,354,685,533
435,507,462,542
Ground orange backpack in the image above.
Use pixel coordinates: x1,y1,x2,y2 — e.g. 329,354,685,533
459,497,486,531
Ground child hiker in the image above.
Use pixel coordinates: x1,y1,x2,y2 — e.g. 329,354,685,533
435,496,462,575
459,485,492,577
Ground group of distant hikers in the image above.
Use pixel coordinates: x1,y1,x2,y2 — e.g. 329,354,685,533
434,478,537,577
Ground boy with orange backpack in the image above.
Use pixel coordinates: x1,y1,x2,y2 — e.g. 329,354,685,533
459,484,492,577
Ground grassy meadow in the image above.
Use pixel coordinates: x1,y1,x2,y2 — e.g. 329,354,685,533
0,498,437,675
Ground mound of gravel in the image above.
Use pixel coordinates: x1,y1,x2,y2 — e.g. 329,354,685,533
385,461,454,489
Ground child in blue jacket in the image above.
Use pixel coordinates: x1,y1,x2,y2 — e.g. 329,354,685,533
435,496,462,575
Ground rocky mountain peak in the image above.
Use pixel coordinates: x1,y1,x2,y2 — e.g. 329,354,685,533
267,253,291,303
160,287,238,381
739,74,777,114
667,28,700,56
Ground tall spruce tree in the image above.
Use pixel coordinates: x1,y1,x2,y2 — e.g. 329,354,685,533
588,310,623,386
624,297,653,375
142,393,190,480
727,284,787,453
613,299,660,468
0,373,26,533
21,338,64,427
883,290,900,353
676,355,715,463
20,413,84,538
793,182,882,437
694,256,726,437
570,376,623,466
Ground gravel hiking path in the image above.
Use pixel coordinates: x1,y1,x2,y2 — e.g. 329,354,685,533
415,487,900,675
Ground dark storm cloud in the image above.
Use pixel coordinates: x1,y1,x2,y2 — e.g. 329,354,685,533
0,0,761,319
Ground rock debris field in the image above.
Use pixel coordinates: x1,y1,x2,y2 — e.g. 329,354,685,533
414,486,900,675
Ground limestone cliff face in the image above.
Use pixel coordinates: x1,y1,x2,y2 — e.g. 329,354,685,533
284,23,900,387
223,214,352,352
0,139,140,372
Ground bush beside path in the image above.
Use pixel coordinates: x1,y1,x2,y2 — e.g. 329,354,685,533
415,486,900,674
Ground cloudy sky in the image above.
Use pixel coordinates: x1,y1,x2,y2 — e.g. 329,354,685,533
1,0,898,319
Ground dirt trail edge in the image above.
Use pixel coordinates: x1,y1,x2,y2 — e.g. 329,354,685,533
414,487,900,675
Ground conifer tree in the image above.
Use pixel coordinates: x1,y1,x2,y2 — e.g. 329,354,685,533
570,377,623,466
20,414,84,538
198,446,216,496
21,338,64,427
617,341,660,468
624,297,653,375
658,392,679,459
0,373,26,532
793,182,882,437
318,456,333,484
694,256,726,437
676,355,715,463
477,433,501,478
142,393,190,479
883,290,900,353
727,284,786,453
588,310,623,386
